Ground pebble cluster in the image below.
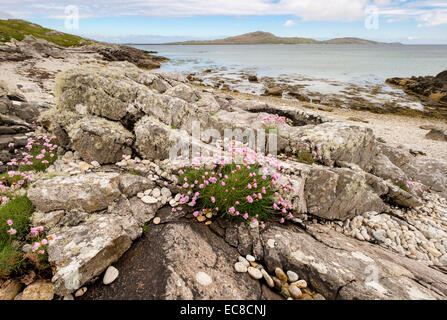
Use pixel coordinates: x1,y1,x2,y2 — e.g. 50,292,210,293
322,192,447,267
234,255,325,300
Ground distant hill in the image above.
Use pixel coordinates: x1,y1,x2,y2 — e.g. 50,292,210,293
165,31,390,45
0,19,93,47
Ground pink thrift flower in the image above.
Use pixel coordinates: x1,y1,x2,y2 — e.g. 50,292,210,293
7,228,17,235
243,213,249,220
7,219,13,226
211,196,216,203
193,211,199,217
247,196,253,203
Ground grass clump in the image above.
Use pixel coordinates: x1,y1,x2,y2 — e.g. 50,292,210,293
0,196,34,278
0,19,92,47
174,144,295,227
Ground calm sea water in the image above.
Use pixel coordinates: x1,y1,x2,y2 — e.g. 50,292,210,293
133,44,447,84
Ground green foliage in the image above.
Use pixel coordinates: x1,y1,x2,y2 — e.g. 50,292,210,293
0,19,92,47
179,163,275,222
0,196,34,247
297,151,315,165
19,145,58,173
0,243,22,277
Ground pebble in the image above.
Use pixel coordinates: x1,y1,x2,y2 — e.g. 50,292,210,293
275,268,288,282
63,294,74,300
141,196,158,204
247,267,263,280
152,188,161,198
289,285,303,299
74,287,87,297
103,266,119,285
197,215,206,222
295,279,307,288
196,272,213,286
286,270,298,282
261,269,274,288
280,286,290,298
79,161,90,172
90,161,100,168
238,256,250,267
246,255,255,262
234,262,248,273
153,217,161,225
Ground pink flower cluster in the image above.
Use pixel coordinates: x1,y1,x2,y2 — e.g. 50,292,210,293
259,113,287,129
175,141,295,226
396,177,424,193
4,220,56,256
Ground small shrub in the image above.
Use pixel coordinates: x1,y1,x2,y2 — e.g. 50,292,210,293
175,144,295,227
0,196,34,246
395,177,423,194
297,152,315,165
0,243,22,277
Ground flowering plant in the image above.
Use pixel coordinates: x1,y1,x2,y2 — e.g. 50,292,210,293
175,142,295,227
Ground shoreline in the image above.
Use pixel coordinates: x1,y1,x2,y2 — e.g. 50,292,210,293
2,37,447,300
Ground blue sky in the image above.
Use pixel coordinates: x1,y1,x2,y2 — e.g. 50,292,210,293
1,0,446,44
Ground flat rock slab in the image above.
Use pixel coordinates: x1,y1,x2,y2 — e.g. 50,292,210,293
262,223,447,300
80,208,261,300
28,172,121,213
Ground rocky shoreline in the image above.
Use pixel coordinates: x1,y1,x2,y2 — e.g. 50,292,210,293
1,36,447,300
182,64,447,119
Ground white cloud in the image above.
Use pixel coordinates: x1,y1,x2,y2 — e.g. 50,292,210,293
418,10,447,26
0,0,446,26
283,19,296,27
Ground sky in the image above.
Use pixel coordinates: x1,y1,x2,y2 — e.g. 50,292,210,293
0,0,447,44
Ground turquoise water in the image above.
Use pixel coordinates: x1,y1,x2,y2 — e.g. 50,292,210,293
134,44,447,84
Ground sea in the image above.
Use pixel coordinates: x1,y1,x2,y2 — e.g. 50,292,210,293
132,44,447,109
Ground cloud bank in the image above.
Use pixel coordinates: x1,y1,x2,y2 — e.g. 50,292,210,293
0,0,445,26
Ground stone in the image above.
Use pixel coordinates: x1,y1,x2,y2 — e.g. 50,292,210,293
28,172,121,213
153,217,161,225
246,254,255,262
117,174,153,197
103,266,119,285
261,269,274,288
18,280,54,300
286,270,299,282
289,285,303,299
425,128,447,142
234,262,248,273
48,214,141,295
75,287,87,297
262,223,447,299
0,279,22,300
275,268,288,282
247,267,263,280
295,279,308,289
67,116,134,164
63,294,74,300
238,256,250,267
196,271,213,286
79,161,90,171
141,195,158,204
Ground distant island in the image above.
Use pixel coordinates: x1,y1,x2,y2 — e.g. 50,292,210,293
160,31,397,45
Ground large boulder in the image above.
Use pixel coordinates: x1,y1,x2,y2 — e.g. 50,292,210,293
28,172,122,213
262,223,447,299
303,166,387,220
67,117,133,164
425,128,447,142
80,213,262,300
47,213,141,295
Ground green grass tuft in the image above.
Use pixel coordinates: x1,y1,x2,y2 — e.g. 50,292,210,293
0,196,34,247
0,19,92,47
179,163,275,222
